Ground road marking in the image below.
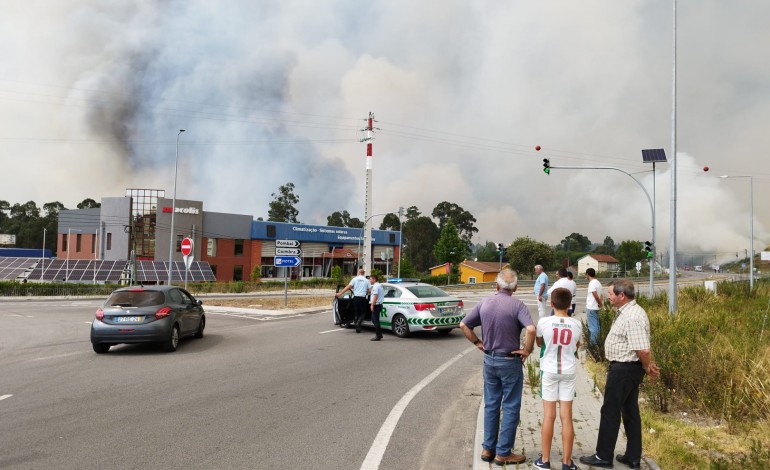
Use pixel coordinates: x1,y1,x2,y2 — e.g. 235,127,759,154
0,394,12,401
30,352,82,362
360,346,475,470
319,328,346,334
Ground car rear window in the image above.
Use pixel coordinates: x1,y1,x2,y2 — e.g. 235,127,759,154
405,285,451,298
106,291,165,307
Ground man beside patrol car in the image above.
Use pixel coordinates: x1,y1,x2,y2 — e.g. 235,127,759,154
336,268,370,333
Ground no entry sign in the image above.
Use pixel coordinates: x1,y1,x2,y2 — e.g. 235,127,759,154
180,237,193,257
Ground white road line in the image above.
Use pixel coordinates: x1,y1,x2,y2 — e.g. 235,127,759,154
360,346,475,470
319,328,346,334
0,394,12,401
30,352,82,362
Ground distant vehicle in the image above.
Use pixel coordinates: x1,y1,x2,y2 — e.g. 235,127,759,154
333,279,464,338
90,285,205,353
694,266,703,272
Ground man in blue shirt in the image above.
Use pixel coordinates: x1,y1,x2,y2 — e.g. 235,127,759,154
459,268,536,466
336,268,370,333
534,264,549,319
368,274,384,341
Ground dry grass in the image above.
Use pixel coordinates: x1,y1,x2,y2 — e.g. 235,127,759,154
205,295,332,310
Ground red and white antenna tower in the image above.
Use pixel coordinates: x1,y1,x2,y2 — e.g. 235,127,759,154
360,112,377,274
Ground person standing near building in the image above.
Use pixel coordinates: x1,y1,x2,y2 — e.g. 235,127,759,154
459,268,536,466
534,264,549,319
535,287,582,470
368,273,384,341
579,279,660,469
585,268,603,345
547,268,571,316
336,268,370,333
566,271,577,315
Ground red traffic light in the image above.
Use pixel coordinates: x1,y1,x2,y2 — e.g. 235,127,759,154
535,145,541,151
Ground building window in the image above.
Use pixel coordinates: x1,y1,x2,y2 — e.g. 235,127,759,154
234,239,244,256
468,277,476,284
210,265,217,276
91,235,96,254
207,238,217,257
176,234,183,252
233,265,243,281
106,233,112,250
76,234,82,253
266,225,276,237
63,234,68,252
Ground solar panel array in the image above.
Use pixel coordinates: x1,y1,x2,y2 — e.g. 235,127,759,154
0,257,39,280
641,148,668,163
135,261,216,282
21,258,216,283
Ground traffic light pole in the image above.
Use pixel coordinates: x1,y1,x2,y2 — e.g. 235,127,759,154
550,165,655,298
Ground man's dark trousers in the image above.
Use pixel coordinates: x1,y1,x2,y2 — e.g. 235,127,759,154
596,361,646,461
371,304,383,338
353,296,368,332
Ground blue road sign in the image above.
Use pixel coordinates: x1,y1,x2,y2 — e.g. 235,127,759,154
275,256,301,267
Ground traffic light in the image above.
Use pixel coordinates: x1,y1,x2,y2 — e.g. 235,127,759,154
644,241,653,258
497,243,504,254
542,158,550,175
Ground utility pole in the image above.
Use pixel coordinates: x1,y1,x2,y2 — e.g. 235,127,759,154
361,112,377,275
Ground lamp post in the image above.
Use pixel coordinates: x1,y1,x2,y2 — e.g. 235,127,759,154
41,228,46,280
397,207,404,278
358,212,389,272
719,175,754,290
65,228,81,283
168,129,186,284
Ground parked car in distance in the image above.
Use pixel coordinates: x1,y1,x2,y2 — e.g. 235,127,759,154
90,285,205,353
333,278,464,338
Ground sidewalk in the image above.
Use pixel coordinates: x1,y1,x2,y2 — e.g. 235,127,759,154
472,354,659,469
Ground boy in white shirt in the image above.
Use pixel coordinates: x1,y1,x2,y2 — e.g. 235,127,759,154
534,287,582,470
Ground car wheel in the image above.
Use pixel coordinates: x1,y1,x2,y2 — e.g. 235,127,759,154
163,324,180,352
392,314,410,338
437,328,453,336
92,343,110,354
194,314,206,339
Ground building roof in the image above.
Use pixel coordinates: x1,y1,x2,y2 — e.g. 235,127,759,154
461,260,503,273
582,254,619,263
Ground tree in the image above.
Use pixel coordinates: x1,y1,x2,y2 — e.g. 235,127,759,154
594,235,616,255
379,213,401,231
433,220,466,267
77,198,100,209
560,232,592,252
43,202,66,218
402,215,439,273
267,182,300,223
473,241,500,262
507,236,555,278
326,210,363,228
404,206,421,220
615,240,644,271
431,201,478,248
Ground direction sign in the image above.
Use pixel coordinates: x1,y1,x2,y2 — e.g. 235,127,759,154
276,247,301,256
276,239,300,248
180,237,193,256
275,256,301,267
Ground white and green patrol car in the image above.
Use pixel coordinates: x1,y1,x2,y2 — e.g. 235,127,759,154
333,278,465,338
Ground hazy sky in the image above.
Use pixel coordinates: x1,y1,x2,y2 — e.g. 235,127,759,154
1,1,768,264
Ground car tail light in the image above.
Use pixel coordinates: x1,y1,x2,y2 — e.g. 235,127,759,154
457,300,464,308
95,308,104,321
128,288,144,292
155,307,172,320
413,303,436,311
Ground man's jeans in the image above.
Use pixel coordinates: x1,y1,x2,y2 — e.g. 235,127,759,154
482,354,524,457
586,309,600,345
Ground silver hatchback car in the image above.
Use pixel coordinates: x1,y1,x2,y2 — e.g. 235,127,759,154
90,285,205,353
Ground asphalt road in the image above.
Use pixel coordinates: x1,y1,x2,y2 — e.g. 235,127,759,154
0,298,484,470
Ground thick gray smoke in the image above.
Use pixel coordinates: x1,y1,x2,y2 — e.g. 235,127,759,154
1,0,768,257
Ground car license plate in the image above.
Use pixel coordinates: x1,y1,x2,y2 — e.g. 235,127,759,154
115,316,142,322
439,307,454,316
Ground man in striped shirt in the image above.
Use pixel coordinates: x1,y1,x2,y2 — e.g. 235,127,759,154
535,287,582,470
580,279,660,469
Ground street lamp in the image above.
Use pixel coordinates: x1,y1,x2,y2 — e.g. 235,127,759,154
719,175,754,290
65,228,81,283
168,129,186,284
